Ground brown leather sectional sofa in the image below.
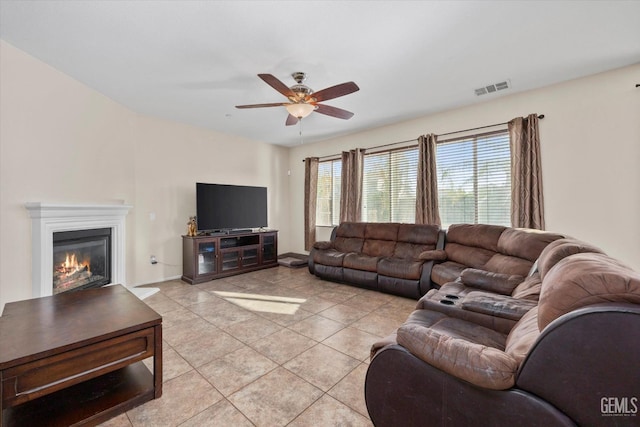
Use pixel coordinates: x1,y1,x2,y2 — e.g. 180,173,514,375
308,222,445,299
309,222,563,299
365,237,640,426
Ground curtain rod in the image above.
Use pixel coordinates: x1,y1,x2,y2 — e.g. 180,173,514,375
438,114,545,137
302,114,545,162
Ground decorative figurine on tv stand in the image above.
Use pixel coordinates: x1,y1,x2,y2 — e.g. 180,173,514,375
187,216,197,237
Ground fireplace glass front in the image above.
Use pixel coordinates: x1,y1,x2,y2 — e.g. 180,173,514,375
52,228,112,294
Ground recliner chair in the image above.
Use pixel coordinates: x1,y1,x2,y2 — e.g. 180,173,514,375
365,252,640,426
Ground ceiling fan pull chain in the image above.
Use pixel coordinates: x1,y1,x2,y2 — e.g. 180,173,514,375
299,119,304,144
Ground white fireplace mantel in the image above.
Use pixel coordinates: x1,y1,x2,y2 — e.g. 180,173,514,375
26,202,133,297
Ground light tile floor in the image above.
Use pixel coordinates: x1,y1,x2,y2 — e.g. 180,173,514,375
99,266,417,427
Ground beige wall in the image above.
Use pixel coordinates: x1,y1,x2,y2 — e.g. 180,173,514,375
131,115,290,286
288,63,640,271
0,40,290,309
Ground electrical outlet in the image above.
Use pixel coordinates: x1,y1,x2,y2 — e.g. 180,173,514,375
150,255,158,265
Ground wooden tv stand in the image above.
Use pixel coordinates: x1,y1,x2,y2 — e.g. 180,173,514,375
182,229,278,284
0,285,162,427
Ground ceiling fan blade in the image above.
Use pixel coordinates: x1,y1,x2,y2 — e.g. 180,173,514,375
315,104,355,120
308,82,359,103
285,114,299,126
235,102,289,109
258,74,296,99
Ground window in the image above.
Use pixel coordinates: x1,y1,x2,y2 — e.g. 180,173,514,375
316,159,341,226
436,131,511,228
315,129,510,228
362,148,418,223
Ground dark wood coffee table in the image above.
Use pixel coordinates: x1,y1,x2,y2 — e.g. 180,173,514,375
0,285,162,427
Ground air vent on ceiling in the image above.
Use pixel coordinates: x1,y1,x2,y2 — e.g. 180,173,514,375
474,79,511,96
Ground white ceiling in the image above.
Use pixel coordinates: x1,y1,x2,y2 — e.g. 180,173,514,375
1,1,639,147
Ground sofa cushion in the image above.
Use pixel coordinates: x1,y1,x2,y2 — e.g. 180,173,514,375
461,292,536,321
365,222,399,241
431,261,467,286
459,268,524,295
446,224,506,252
378,257,423,280
511,273,542,300
343,252,380,272
405,308,449,327
538,253,640,330
537,238,605,279
397,319,518,390
363,239,396,257
504,306,540,364
336,222,367,238
334,236,364,253
497,228,564,262
484,254,534,277
313,249,346,267
397,223,440,245
444,243,496,269
429,317,506,348
371,308,448,359
394,242,432,259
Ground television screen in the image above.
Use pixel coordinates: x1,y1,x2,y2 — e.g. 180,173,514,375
196,183,268,231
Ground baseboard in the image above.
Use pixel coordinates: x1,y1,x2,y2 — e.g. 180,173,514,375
128,287,160,300
129,275,182,288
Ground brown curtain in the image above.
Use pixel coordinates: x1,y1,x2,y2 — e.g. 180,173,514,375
340,148,365,223
509,114,545,229
416,134,441,225
304,157,319,251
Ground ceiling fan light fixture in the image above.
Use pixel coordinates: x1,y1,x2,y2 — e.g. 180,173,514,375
236,72,359,125
286,103,315,119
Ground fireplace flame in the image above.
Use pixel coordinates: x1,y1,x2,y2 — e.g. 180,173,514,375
56,252,91,276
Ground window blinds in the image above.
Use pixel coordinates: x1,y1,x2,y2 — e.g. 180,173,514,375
315,130,511,228
362,148,418,223
436,131,511,228
316,160,342,226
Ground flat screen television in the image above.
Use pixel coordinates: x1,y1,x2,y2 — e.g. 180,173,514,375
196,183,268,232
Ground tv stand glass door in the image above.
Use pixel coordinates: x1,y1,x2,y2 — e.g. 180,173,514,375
197,240,217,275
220,235,260,272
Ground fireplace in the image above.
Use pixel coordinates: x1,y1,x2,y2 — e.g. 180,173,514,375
26,202,132,298
53,228,112,294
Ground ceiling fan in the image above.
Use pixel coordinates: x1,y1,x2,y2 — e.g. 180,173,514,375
235,72,359,126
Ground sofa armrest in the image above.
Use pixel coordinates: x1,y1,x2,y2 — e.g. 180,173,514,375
419,290,517,334
460,268,524,295
313,240,334,250
308,247,316,274
461,291,536,321
370,331,398,360
418,249,447,261
517,303,640,426
418,260,438,298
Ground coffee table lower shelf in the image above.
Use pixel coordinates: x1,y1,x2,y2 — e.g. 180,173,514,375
2,362,154,427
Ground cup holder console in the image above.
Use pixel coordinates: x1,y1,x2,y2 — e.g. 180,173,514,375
439,294,460,305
